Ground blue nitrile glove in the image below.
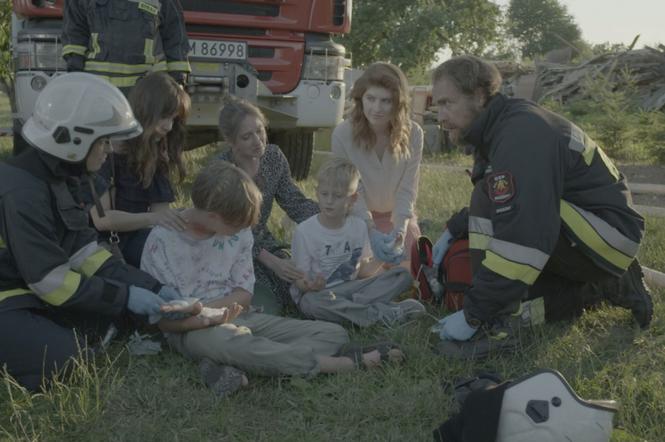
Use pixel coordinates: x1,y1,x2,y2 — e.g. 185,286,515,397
435,310,478,341
369,228,395,262
158,285,183,302
149,298,195,324
383,229,406,264
128,285,166,317
432,229,454,267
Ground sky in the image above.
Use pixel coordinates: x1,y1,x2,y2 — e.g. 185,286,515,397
495,0,664,47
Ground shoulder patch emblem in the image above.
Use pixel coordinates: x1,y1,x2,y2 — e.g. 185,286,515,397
487,171,515,203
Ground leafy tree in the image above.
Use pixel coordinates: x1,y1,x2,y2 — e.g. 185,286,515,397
0,0,13,101
340,0,503,73
507,0,582,58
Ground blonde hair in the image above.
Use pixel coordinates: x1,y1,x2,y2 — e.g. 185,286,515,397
124,72,191,188
191,160,263,228
316,157,360,194
432,56,502,102
350,62,412,159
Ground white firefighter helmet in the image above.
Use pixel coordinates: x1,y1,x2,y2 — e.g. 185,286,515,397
22,73,142,162
496,369,617,442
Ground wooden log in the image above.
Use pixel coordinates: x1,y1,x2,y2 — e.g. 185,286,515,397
634,205,665,217
629,183,665,196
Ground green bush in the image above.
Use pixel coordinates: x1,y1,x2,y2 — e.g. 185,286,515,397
542,69,665,164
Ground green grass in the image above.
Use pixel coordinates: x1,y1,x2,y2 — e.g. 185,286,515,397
0,93,12,157
1,146,663,441
1,94,664,441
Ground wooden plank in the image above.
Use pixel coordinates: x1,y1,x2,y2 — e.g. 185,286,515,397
630,183,665,196
634,205,665,218
643,266,665,289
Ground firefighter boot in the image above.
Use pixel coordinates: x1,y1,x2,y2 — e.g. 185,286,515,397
602,260,653,329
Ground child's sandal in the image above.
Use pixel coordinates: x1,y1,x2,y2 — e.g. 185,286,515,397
336,341,404,369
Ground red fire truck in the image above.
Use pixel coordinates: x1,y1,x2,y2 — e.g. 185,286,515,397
11,0,351,178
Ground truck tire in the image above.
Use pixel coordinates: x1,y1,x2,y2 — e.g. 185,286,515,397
270,129,314,180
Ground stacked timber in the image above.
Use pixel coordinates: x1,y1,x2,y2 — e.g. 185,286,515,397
532,45,665,110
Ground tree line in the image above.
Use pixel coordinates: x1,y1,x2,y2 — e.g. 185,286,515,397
340,0,590,74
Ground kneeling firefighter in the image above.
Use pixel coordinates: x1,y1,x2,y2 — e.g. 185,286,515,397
429,55,652,359
0,73,181,391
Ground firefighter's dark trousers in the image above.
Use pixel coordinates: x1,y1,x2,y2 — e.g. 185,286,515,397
469,180,616,322
0,308,104,391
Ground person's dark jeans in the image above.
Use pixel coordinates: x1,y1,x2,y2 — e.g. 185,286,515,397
119,228,152,268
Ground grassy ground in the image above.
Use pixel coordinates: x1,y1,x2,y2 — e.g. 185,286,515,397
0,93,12,155
1,96,664,441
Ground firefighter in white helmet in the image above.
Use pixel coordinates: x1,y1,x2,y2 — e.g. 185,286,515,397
0,73,181,391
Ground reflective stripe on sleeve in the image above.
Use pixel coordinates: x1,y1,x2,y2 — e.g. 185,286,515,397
70,242,113,277
69,242,101,269
28,263,82,306
560,200,636,271
40,272,81,306
568,124,619,179
482,251,541,285
488,238,549,271
63,44,88,56
481,237,548,284
469,216,493,250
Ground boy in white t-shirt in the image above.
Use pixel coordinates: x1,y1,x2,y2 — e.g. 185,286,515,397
141,161,403,395
291,158,425,327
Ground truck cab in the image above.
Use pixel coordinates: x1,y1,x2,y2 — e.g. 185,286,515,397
11,0,352,179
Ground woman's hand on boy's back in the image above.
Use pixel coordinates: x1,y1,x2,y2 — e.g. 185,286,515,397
259,250,304,283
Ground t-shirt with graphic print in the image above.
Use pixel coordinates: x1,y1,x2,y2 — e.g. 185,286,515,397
290,214,370,303
140,226,255,302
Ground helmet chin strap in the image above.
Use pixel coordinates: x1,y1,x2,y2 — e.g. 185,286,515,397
87,171,106,219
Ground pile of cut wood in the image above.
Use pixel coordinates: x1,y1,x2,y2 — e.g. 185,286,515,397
500,45,665,111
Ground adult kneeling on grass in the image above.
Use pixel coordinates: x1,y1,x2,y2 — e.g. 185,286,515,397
0,73,186,391
429,56,652,360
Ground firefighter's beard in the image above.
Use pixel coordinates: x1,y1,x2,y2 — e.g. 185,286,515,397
445,127,474,155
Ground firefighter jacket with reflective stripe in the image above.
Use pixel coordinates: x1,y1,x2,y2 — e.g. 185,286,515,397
0,149,162,314
463,94,644,323
62,0,191,88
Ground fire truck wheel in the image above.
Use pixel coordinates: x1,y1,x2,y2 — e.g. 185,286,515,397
271,129,314,181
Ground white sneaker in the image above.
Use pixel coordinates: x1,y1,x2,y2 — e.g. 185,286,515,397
519,298,545,327
395,298,426,321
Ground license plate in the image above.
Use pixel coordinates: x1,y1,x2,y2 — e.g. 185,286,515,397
188,39,247,61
